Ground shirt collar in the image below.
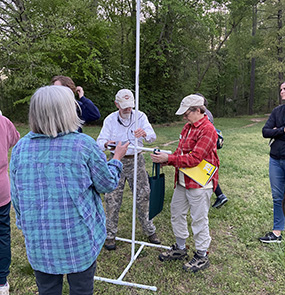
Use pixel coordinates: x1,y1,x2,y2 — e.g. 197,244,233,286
28,131,79,139
191,114,207,128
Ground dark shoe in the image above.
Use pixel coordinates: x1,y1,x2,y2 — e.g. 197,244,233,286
105,238,116,250
148,233,161,244
183,252,210,273
212,194,228,208
259,232,282,243
159,243,188,262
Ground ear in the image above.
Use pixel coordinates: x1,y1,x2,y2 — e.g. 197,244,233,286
115,101,120,109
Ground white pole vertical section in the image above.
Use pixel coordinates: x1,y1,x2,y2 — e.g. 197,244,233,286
131,0,141,260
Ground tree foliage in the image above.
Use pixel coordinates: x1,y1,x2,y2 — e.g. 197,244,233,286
0,0,284,122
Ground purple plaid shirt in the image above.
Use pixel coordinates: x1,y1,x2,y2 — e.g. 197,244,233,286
10,131,122,274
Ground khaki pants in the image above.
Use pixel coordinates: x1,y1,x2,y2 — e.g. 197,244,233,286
171,184,212,251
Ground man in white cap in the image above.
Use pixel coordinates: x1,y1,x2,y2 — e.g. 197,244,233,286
150,94,219,273
97,89,160,250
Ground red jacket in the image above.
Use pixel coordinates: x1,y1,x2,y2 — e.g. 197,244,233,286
167,115,219,190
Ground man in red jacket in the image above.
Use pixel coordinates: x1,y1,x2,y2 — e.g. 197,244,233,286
151,94,219,273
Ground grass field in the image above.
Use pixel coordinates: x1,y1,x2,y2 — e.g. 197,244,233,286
8,115,285,294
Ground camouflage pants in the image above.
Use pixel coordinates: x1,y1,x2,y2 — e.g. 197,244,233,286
105,153,156,239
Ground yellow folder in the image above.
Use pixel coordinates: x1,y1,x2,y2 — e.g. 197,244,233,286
179,159,217,187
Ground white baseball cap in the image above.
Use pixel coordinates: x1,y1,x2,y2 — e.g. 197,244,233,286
175,94,204,115
115,89,135,109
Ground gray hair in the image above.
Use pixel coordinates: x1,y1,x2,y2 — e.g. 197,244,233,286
29,85,83,137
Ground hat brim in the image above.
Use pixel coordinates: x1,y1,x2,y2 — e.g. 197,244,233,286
118,101,135,109
175,106,188,115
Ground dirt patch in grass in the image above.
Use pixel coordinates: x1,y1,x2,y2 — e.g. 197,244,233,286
162,140,179,146
243,117,267,128
250,118,267,122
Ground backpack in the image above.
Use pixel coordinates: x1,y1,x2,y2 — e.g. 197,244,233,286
216,128,224,149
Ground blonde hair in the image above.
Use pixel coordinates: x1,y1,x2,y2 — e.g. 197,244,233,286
29,86,83,137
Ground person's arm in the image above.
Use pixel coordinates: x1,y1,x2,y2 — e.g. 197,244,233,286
7,118,20,148
76,86,100,122
96,115,113,151
262,109,285,139
151,124,187,164
78,96,101,122
87,140,127,194
136,112,156,143
167,127,217,168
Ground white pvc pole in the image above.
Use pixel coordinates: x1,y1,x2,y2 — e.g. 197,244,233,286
94,1,172,291
93,276,157,291
131,0,141,261
107,145,172,155
128,145,172,154
116,237,171,250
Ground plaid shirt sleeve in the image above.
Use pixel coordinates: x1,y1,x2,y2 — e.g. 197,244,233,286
88,141,123,194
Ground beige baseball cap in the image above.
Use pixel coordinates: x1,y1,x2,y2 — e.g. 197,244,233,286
115,89,135,109
175,94,204,115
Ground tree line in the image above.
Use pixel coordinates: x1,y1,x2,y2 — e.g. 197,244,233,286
0,0,284,123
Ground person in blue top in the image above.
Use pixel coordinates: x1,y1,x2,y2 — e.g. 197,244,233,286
51,75,100,131
10,85,129,295
259,81,285,243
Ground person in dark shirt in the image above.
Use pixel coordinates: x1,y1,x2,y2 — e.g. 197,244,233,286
51,76,100,131
259,82,285,243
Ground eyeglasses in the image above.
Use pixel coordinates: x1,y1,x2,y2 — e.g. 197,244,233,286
184,109,193,117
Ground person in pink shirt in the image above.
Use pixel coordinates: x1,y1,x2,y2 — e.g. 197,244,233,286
0,114,20,295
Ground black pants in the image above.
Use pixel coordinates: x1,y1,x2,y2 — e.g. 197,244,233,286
214,183,223,197
34,260,97,295
0,202,11,285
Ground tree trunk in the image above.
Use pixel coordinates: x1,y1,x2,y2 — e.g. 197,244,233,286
249,4,257,115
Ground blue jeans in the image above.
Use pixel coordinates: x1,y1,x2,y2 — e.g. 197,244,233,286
34,260,96,295
269,157,285,231
0,202,11,285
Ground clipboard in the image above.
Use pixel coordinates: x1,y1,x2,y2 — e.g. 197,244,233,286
179,159,217,187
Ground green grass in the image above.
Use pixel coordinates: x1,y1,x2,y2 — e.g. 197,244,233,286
9,115,285,294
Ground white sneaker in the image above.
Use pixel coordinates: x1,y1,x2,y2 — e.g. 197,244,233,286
0,282,9,295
